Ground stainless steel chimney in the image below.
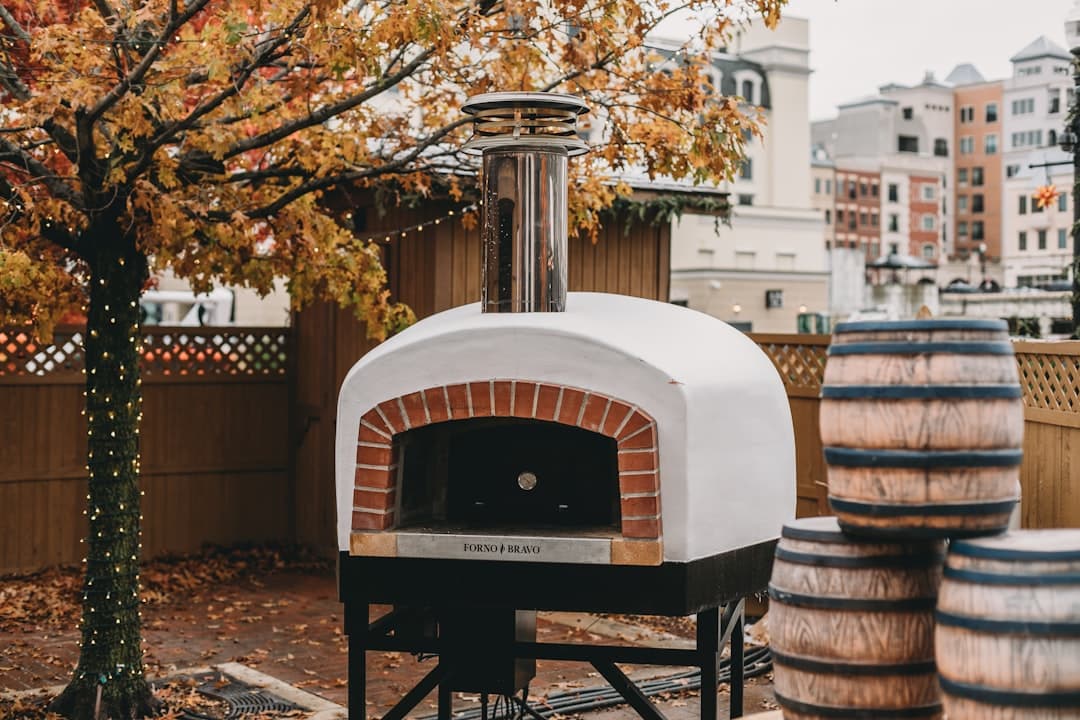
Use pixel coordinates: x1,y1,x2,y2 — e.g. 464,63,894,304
462,92,589,313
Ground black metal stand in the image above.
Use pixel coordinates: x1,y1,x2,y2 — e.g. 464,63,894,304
345,599,748,720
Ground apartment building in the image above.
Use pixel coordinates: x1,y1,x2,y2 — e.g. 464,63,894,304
811,152,836,248
952,73,1004,273
834,166,882,257
670,17,827,332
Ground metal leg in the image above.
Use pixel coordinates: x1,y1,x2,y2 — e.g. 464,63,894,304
438,675,453,720
728,606,745,719
696,607,720,720
592,660,668,720
347,603,368,720
382,664,452,720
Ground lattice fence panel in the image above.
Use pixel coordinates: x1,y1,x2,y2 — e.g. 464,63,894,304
1015,351,1080,414
756,341,828,392
0,328,287,378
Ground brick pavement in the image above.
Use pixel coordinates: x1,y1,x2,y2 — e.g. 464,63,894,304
0,566,775,718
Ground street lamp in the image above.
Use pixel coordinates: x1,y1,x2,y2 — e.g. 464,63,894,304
1063,1,1080,334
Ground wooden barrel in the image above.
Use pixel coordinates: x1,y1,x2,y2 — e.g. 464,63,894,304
769,516,945,719
936,530,1080,719
820,318,1022,538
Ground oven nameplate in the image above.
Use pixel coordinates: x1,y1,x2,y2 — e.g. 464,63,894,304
395,532,612,564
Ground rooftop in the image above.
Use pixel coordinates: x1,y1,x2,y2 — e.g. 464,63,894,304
945,63,987,86
1011,35,1071,63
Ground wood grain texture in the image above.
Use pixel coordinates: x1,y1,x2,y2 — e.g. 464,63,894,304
824,353,1019,386
942,695,1077,720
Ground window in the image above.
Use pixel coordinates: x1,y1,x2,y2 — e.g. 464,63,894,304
741,80,754,104
960,136,974,154
1060,228,1069,248
958,221,968,237
848,216,856,230
922,244,936,259
958,195,968,213
824,209,831,224
1019,194,1031,216
972,194,984,213
972,167,984,186
1060,193,1068,212
860,181,868,197
888,183,899,202
1019,231,1027,250
986,103,998,122
921,185,936,201
898,135,919,153
1006,164,1020,178
1038,229,1047,250
1050,91,1061,114
958,169,968,186
1011,129,1044,148
888,214,899,232
922,214,936,231
737,193,753,206
740,159,753,180
1011,98,1035,115
815,178,821,194
934,138,949,157
972,221,985,240
837,209,844,223
825,179,832,194
871,183,879,197
860,211,868,226
960,106,974,123
848,180,857,199
871,212,879,227
1034,196,1044,213
1049,129,1058,147
985,134,998,154
902,106,914,120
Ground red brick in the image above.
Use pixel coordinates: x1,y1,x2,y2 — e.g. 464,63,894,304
362,409,392,436
622,517,660,538
353,489,396,511
618,450,657,473
602,402,634,436
617,411,652,441
621,495,660,518
377,400,407,433
493,380,513,416
580,394,610,432
424,387,450,424
470,381,493,416
535,385,561,421
619,423,656,450
400,391,427,429
512,381,537,418
352,511,394,531
357,445,393,466
619,471,659,495
355,466,394,489
359,425,391,446
557,388,586,426
446,383,470,419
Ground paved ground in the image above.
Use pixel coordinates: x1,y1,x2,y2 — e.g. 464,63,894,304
0,559,777,718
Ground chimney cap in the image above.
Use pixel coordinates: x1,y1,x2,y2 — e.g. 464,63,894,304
462,91,590,156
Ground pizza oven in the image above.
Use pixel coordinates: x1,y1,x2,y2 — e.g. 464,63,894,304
337,92,796,720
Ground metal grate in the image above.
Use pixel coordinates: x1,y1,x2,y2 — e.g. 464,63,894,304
189,671,301,719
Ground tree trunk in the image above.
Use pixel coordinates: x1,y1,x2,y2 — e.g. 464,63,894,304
50,230,159,719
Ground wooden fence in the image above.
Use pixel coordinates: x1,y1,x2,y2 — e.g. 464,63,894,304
750,333,1080,530
0,326,291,575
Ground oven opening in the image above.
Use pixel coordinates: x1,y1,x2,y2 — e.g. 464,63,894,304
396,417,621,535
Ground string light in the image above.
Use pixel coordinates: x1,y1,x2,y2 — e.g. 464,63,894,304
347,204,479,243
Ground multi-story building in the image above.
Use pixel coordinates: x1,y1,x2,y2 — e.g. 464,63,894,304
1001,36,1074,288
834,166,881,258
669,17,827,332
811,151,836,248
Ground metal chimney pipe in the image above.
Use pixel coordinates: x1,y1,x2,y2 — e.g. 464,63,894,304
462,92,589,313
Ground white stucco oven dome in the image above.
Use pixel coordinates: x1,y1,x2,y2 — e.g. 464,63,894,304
336,291,795,566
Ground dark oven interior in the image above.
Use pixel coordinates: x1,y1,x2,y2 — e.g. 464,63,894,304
396,417,621,534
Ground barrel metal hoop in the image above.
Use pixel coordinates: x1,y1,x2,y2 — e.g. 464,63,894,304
768,586,937,612
775,547,945,569
830,497,1018,517
827,342,1014,356
939,676,1080,707
771,649,937,677
820,385,1022,400
836,523,998,540
773,692,943,718
824,447,1023,469
834,319,1009,333
949,539,1080,562
936,609,1080,636
943,565,1080,586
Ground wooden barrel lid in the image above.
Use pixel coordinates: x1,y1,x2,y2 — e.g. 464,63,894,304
780,516,850,543
950,529,1080,562
834,319,1008,334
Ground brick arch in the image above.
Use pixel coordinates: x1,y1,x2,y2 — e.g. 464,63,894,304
352,380,660,541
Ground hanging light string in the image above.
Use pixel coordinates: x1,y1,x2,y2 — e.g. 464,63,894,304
341,203,479,243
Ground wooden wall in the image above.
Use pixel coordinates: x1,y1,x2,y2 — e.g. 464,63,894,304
0,329,291,575
291,203,671,550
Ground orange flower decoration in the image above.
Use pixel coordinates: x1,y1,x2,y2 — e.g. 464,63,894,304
1033,184,1061,209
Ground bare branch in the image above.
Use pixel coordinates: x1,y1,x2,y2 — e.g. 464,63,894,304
0,4,30,42
0,138,85,212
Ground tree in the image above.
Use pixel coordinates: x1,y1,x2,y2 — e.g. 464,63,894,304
0,0,782,716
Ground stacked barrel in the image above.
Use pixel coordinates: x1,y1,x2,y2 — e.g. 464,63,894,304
769,319,1080,719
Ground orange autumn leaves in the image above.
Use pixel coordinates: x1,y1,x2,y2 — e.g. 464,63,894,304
1,0,784,338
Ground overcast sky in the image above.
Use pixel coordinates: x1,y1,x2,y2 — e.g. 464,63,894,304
786,0,1078,120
